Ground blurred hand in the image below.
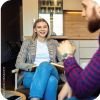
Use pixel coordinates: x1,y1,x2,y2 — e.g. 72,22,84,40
58,82,73,100
57,40,76,56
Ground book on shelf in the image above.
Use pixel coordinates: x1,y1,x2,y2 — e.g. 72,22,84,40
40,0,43,5
31,62,64,74
54,0,57,6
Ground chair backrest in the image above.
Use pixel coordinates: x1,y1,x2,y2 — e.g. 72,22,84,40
15,41,22,52
6,41,20,57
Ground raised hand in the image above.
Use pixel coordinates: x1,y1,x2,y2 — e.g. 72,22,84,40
57,40,76,56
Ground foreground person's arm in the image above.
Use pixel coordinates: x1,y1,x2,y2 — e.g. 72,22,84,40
64,48,100,99
57,39,100,99
58,82,73,100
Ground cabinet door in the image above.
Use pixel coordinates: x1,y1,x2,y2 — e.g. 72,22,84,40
79,40,98,67
23,0,38,37
80,40,99,48
79,40,98,58
63,0,83,10
80,48,98,58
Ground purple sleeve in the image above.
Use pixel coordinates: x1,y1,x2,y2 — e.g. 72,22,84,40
64,47,100,99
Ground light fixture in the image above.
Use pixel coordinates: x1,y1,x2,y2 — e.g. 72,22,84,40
67,12,82,14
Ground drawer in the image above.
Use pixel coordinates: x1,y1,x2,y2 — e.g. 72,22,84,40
80,40,98,47
80,48,98,58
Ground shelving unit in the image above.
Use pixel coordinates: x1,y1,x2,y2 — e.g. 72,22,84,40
39,0,63,36
40,5,61,14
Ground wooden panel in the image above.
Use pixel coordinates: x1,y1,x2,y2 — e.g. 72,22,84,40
80,48,98,58
63,0,83,10
80,40,99,47
63,11,100,39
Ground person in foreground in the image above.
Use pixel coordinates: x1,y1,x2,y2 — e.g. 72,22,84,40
15,18,63,100
57,0,100,100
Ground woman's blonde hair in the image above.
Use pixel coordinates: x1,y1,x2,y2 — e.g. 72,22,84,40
32,18,50,41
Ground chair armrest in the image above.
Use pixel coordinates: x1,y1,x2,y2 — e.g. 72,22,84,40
12,69,19,73
12,69,19,91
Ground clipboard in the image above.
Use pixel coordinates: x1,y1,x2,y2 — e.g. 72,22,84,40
31,63,64,74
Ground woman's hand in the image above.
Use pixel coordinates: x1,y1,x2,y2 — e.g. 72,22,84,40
57,40,76,56
58,82,73,100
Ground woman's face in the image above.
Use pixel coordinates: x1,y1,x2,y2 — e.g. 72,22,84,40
34,21,49,39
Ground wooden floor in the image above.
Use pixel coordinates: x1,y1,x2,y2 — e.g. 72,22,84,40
1,59,16,91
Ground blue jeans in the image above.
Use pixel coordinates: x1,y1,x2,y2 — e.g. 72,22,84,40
64,97,96,100
23,62,60,100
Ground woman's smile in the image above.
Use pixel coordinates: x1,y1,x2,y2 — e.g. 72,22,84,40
40,32,45,35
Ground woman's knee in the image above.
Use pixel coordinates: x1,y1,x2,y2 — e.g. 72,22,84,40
48,75,58,87
23,77,32,88
23,72,35,88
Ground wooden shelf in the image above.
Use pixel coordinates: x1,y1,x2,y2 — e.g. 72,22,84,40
50,36,68,39
50,36,98,40
23,36,98,40
23,36,68,39
23,36,32,38
41,5,61,8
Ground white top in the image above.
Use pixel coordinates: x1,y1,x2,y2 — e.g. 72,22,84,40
34,39,50,66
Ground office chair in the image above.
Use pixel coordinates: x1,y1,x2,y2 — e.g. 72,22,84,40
15,41,22,52
5,41,22,84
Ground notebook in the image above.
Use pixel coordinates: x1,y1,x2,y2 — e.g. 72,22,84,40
31,62,65,74
0,88,15,99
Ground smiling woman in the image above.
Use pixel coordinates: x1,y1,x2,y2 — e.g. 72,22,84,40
34,21,49,42
15,18,64,100
32,18,50,42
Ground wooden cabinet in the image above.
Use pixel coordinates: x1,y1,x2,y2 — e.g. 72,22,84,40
80,48,98,58
63,0,83,10
70,40,99,69
22,0,38,37
79,40,99,68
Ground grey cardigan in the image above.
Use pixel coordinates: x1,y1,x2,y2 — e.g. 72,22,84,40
15,38,63,87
